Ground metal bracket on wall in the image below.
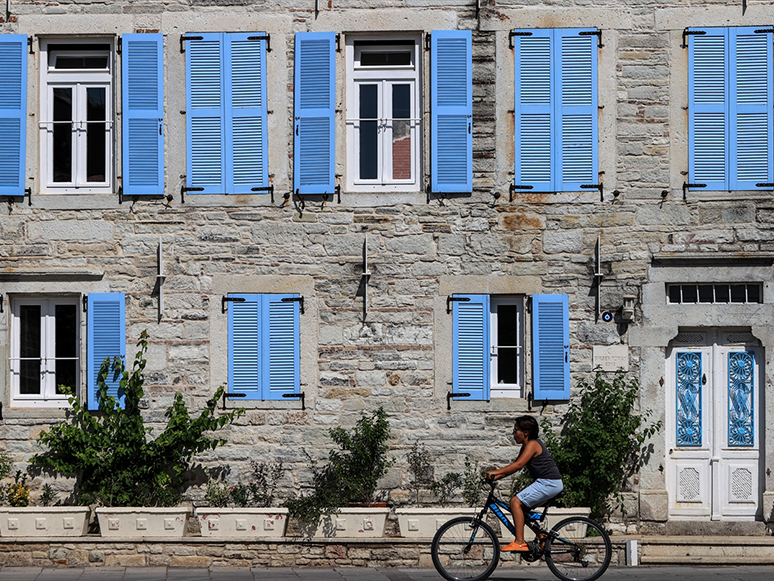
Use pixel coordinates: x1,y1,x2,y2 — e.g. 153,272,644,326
222,391,246,410
180,35,203,53
594,235,603,322
82,295,88,313
281,296,305,315
283,392,306,410
682,28,705,49
579,29,603,49
180,185,203,203
510,183,533,202
509,30,532,50
0,294,3,313
356,235,371,321
446,295,470,314
248,34,271,52
682,182,706,200
157,238,166,322
221,296,245,314
581,182,604,202
447,391,471,410
251,184,275,203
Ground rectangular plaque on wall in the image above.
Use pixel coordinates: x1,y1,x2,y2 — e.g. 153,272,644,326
592,345,629,371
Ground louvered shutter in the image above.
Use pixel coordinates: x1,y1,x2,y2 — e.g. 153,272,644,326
557,29,597,192
263,294,300,400
228,294,261,400
226,33,268,195
532,294,570,400
689,28,728,191
730,28,772,190
514,30,553,192
452,294,489,401
431,30,472,193
87,293,126,410
186,33,226,194
0,35,27,197
122,34,164,196
294,32,335,194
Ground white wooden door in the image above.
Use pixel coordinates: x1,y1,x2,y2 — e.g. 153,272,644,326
666,331,762,521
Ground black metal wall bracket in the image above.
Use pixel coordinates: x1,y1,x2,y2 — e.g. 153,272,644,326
579,29,603,48
82,295,88,313
282,392,306,410
447,391,471,411
222,296,245,314
510,183,533,202
756,182,774,191
754,28,774,34
581,183,604,201
682,28,706,48
281,296,305,315
222,391,246,410
425,32,431,52
0,295,3,313
180,185,204,203
682,182,706,200
251,184,275,203
180,35,204,53
446,296,470,314
248,34,271,52
28,37,35,54
509,30,533,50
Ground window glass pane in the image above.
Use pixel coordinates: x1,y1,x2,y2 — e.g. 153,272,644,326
53,88,73,183
747,284,761,303
359,84,378,180
360,51,411,67
19,305,41,395
682,285,698,303
496,304,519,385
668,285,682,303
86,88,106,183
497,347,519,385
730,284,746,303
715,284,730,303
55,304,77,395
392,84,411,180
55,56,109,69
698,285,714,303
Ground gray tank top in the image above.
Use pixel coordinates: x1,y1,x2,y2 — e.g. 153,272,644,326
524,439,562,481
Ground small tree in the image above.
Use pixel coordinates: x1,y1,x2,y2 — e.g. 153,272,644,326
406,442,434,506
32,331,243,507
542,369,662,518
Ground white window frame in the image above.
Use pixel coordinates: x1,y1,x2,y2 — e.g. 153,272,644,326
345,36,421,192
9,296,81,408
39,39,114,194
490,296,525,398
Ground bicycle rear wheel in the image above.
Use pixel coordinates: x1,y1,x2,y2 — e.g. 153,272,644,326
544,516,612,581
431,516,500,581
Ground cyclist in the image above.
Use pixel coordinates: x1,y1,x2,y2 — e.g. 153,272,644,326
486,415,563,552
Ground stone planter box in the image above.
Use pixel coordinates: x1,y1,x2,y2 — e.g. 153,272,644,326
396,507,477,538
306,507,390,538
0,507,90,537
96,507,191,537
195,507,289,537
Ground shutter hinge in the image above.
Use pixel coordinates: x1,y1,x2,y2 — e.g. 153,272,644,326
281,296,305,315
248,34,271,52
222,296,246,314
509,30,532,50
682,182,706,200
28,36,35,54
581,182,604,202
117,36,122,55
510,183,533,201
579,29,603,48
222,391,247,410
82,295,88,313
756,182,774,190
446,295,470,314
755,28,774,34
180,35,203,53
682,28,706,49
282,392,306,410
180,185,204,203
447,391,472,410
251,184,275,203
425,32,431,52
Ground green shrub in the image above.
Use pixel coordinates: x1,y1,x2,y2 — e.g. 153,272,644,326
406,442,434,506
431,472,462,507
541,369,662,518
31,331,243,507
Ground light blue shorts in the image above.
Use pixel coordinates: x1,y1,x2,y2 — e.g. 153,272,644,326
516,478,564,510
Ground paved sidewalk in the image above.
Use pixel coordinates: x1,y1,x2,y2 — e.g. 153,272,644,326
1,566,773,581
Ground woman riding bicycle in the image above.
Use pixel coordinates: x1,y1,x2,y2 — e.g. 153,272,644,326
486,415,563,552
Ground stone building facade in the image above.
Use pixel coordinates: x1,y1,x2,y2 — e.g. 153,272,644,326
1,0,774,533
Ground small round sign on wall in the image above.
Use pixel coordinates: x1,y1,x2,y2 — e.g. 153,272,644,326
601,311,613,323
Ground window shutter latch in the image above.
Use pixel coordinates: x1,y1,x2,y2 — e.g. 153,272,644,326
754,28,774,34
281,296,305,315
446,296,470,314
222,296,246,314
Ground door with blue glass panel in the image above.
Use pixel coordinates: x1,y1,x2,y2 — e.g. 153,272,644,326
667,333,762,521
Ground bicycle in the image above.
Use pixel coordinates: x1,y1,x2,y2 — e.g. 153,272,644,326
431,479,612,581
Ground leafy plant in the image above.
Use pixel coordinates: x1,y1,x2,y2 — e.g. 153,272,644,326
31,331,243,507
8,471,29,507
462,457,485,507
541,369,663,518
406,442,434,506
39,483,58,507
431,472,462,507
247,460,284,507
204,470,232,508
285,407,393,528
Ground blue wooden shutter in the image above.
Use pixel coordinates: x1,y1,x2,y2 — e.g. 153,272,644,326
689,28,728,191
87,293,126,410
452,294,489,401
532,294,570,400
0,35,27,197
557,29,597,192
186,33,226,194
431,30,472,193
263,294,300,400
729,28,773,190
228,294,261,400
122,34,164,196
226,33,268,195
514,30,553,192
294,32,335,194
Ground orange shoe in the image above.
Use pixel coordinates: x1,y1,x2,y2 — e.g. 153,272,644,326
500,541,530,552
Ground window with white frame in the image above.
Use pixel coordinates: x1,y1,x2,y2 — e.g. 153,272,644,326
10,296,80,407
39,39,113,193
346,36,421,192
490,296,524,398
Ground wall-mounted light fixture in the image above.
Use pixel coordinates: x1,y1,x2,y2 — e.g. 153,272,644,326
622,295,636,322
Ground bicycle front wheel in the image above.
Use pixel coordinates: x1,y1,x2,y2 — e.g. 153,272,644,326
544,516,612,581
431,516,500,581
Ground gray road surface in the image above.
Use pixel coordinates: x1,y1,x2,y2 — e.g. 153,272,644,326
0,567,772,581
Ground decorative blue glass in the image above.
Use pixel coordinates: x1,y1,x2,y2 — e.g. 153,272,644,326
728,351,754,446
676,352,702,446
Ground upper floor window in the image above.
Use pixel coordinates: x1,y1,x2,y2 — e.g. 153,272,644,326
39,39,114,193
667,283,763,304
346,36,421,192
688,27,773,192
512,28,599,193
